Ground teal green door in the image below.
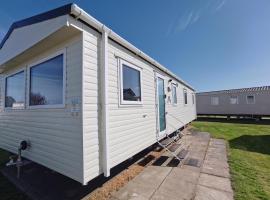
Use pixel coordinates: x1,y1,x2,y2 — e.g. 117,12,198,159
157,77,166,133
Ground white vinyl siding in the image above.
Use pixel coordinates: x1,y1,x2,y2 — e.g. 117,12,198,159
82,27,101,183
107,39,196,168
0,34,84,183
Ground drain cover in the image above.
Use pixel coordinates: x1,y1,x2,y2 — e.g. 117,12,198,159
185,158,199,167
169,144,181,152
177,149,188,159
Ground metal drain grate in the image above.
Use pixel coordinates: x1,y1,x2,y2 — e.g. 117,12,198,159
185,158,199,167
177,149,188,159
168,144,181,152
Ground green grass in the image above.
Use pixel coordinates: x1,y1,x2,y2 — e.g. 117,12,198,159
0,149,29,200
192,120,270,200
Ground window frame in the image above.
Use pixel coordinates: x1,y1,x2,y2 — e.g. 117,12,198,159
27,50,66,109
211,96,219,106
230,95,238,105
3,68,26,110
171,84,177,105
246,95,255,104
183,88,188,105
119,59,143,106
192,93,195,105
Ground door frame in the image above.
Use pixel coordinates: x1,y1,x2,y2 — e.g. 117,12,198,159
155,72,167,138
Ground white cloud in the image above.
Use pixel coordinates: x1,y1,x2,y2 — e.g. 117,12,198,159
166,0,227,35
215,0,227,12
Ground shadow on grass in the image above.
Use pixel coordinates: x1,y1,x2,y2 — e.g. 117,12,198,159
196,117,270,125
229,135,270,155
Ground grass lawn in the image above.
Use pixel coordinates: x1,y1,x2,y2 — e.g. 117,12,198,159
192,119,270,200
0,149,29,200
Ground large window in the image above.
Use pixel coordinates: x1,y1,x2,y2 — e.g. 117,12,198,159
172,84,177,104
211,97,219,105
29,54,64,107
230,96,238,104
246,95,255,104
183,89,188,105
5,71,25,108
120,60,142,104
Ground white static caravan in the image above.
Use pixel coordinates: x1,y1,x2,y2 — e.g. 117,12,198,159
0,4,196,184
196,86,270,118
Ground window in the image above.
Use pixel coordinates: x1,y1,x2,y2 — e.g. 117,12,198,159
246,95,255,104
29,54,64,107
172,84,177,104
192,93,195,105
230,96,238,104
211,97,219,105
120,60,142,104
183,89,188,105
5,71,25,108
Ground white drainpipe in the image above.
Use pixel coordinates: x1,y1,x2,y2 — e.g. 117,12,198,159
100,27,110,177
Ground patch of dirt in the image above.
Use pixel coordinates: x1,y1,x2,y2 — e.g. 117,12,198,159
82,147,165,200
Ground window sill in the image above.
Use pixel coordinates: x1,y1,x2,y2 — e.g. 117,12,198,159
28,104,66,109
4,107,25,112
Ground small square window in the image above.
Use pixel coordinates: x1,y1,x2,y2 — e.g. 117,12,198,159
211,97,219,105
172,85,177,104
230,96,238,104
120,60,142,105
5,71,25,109
183,89,188,105
246,95,255,104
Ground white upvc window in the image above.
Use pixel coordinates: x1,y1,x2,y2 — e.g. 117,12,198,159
230,96,238,104
211,96,219,105
119,59,142,105
28,50,66,109
4,69,26,109
192,93,195,105
246,95,255,104
183,89,188,105
172,84,177,105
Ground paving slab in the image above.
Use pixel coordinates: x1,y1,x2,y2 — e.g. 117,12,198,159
132,166,172,187
203,160,229,170
194,185,233,200
112,181,156,200
167,167,200,184
111,133,233,200
202,164,231,178
112,166,172,200
151,179,196,200
198,173,233,193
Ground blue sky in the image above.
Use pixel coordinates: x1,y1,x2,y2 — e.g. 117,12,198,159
0,0,269,92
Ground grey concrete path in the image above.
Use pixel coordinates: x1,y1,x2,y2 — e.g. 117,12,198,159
110,132,233,200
